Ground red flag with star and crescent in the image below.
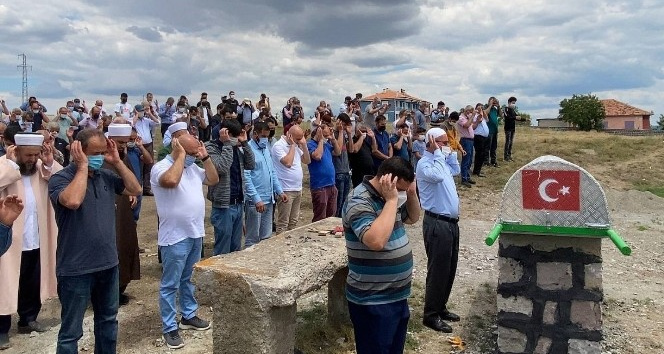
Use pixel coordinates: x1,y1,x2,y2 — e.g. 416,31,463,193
521,170,581,211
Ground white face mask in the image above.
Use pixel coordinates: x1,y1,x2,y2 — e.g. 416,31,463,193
397,191,408,208
440,146,452,156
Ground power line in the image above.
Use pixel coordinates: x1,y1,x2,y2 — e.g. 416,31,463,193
17,53,32,104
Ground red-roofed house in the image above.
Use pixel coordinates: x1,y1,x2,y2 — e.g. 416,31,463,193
601,99,652,130
360,88,431,122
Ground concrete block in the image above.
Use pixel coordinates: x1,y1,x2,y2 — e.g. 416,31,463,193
543,301,557,325
501,234,602,257
499,257,524,284
537,262,573,290
535,336,552,354
568,339,601,354
497,326,527,353
497,295,533,316
584,263,602,291
570,301,602,330
193,218,349,354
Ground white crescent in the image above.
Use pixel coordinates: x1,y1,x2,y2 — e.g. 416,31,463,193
538,179,559,202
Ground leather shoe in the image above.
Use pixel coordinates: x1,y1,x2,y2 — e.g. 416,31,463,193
461,181,472,188
17,321,49,334
422,316,453,333
143,190,154,197
467,179,477,185
474,173,486,178
442,311,461,322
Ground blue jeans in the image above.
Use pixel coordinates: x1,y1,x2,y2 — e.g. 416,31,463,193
133,195,142,222
56,266,119,354
460,138,474,182
244,201,274,248
159,237,202,333
348,299,410,354
211,205,243,255
335,173,351,218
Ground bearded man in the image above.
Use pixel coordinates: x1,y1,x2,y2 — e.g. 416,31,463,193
0,132,62,350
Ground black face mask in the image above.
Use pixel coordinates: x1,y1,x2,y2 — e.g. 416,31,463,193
377,126,386,131
269,129,275,138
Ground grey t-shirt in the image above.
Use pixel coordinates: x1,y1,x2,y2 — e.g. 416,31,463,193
49,163,125,276
332,131,350,174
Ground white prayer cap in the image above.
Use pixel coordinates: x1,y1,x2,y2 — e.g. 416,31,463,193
107,124,132,137
14,133,44,146
424,127,446,144
167,122,188,135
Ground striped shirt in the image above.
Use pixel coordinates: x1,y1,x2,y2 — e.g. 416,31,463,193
342,177,413,305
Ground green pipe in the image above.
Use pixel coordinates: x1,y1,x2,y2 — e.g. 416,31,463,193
485,223,503,246
606,229,631,256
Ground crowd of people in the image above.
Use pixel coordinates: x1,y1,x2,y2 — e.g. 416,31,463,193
0,91,521,353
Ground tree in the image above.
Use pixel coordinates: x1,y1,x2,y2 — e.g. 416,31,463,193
657,114,664,130
558,94,605,131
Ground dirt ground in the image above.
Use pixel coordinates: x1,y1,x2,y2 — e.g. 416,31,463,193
3,128,664,353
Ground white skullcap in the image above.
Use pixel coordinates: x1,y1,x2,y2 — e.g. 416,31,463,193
107,124,132,137
14,133,44,146
424,127,446,144
167,122,188,135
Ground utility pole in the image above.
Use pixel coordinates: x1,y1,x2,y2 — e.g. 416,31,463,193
17,54,31,104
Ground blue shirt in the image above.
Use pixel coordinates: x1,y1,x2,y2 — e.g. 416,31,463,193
390,134,410,162
307,139,335,190
159,104,176,124
0,223,11,257
342,177,412,305
49,163,126,276
412,140,425,166
244,140,283,204
372,128,390,170
474,117,489,137
416,149,460,218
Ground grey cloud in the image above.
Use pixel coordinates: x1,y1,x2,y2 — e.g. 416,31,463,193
350,53,411,68
126,26,163,42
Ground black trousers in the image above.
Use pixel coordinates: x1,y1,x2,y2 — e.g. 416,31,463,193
0,249,42,333
504,130,515,159
142,142,154,192
160,123,172,139
484,133,497,164
422,214,460,320
472,135,487,175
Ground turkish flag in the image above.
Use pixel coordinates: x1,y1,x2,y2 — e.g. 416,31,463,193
521,170,581,211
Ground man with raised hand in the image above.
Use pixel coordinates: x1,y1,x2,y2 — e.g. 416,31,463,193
48,128,142,353
416,127,461,333
343,156,420,354
0,132,61,350
151,122,218,349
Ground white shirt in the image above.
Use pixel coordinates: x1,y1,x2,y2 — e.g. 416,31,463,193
133,117,157,144
151,158,206,246
114,102,133,119
271,136,304,192
22,176,39,251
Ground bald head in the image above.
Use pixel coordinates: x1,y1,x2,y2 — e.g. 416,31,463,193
174,131,199,155
288,125,304,141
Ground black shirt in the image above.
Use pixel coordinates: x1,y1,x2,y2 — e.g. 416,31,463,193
504,106,518,131
48,164,125,276
349,136,376,188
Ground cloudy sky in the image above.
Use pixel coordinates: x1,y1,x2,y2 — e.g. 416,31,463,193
1,0,663,123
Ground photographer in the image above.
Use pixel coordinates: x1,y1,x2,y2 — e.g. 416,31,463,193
483,96,503,167
364,98,390,130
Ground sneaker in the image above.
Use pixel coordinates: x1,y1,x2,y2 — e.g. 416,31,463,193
0,333,11,350
17,321,49,334
163,330,185,349
179,316,210,331
119,293,130,306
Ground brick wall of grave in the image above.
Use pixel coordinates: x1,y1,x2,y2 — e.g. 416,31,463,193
496,234,603,354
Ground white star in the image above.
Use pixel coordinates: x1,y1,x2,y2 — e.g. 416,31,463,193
559,186,570,196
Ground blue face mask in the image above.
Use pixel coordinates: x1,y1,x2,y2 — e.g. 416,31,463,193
257,137,269,149
184,155,196,168
87,154,104,170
